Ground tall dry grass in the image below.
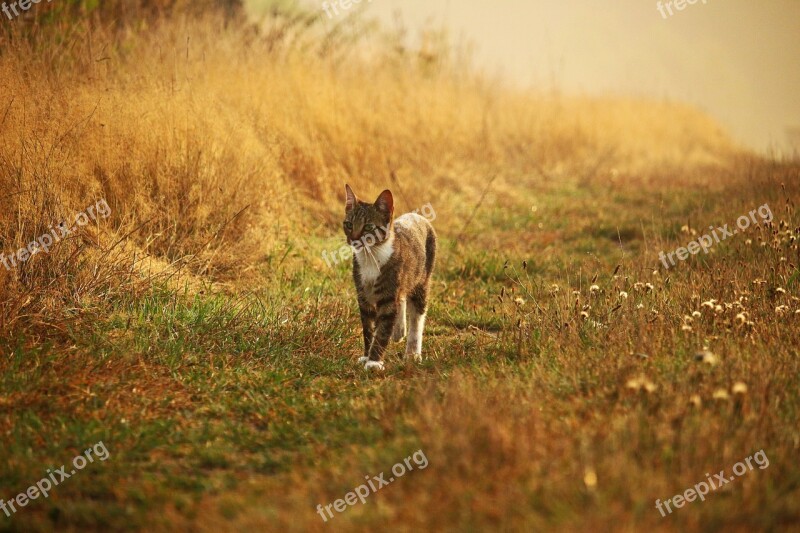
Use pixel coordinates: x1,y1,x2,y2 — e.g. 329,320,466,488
0,7,740,338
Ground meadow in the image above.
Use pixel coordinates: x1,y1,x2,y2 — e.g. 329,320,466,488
0,2,798,531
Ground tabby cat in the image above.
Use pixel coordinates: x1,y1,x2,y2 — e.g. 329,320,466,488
343,184,437,370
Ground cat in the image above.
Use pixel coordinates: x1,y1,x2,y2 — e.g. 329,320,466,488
343,184,437,371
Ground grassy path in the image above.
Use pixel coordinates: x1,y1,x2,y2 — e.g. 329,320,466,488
2,160,799,531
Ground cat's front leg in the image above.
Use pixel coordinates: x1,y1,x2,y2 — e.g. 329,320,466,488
357,297,376,366
391,297,407,342
364,295,399,370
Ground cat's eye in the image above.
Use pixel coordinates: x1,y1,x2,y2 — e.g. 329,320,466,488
364,224,375,232
343,221,352,229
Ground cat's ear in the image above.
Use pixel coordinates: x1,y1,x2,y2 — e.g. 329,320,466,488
374,189,394,216
345,184,357,212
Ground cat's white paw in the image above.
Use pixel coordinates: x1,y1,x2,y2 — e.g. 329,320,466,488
364,360,385,371
405,352,422,363
357,356,369,365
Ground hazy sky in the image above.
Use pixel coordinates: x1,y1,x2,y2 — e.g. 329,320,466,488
282,0,800,153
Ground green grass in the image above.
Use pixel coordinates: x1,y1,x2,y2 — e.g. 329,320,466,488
2,162,800,532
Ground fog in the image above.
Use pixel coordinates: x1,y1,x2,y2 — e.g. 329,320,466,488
298,0,800,154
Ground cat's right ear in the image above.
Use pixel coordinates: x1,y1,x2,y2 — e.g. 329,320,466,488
345,184,357,212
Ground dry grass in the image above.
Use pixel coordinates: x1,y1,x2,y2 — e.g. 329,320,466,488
0,9,741,329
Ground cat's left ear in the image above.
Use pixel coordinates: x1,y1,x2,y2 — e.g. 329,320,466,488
345,184,358,212
374,190,394,217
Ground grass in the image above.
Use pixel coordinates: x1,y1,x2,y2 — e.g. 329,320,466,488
1,3,799,532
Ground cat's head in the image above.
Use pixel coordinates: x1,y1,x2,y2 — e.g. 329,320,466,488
343,184,393,248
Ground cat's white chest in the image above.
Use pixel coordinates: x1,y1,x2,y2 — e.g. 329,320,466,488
355,235,395,301
358,257,383,285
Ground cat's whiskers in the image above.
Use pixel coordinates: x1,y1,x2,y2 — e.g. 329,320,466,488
362,240,380,269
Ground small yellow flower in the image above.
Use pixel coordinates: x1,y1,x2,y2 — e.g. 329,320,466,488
695,350,718,365
732,382,748,395
584,467,598,489
712,389,730,400
626,376,657,393
680,225,697,236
